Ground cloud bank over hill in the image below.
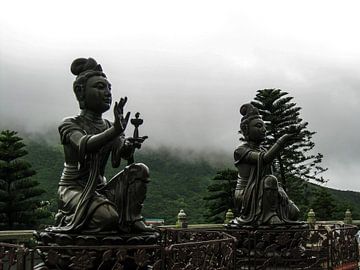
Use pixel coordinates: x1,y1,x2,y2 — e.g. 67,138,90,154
1,0,360,191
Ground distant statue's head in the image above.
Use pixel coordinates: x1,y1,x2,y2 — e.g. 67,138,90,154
240,103,266,143
71,58,112,113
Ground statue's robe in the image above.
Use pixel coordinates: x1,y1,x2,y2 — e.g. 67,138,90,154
50,115,148,233
234,143,299,225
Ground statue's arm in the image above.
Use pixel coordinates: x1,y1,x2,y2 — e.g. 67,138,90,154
235,134,292,164
262,134,290,163
68,127,120,153
67,98,131,156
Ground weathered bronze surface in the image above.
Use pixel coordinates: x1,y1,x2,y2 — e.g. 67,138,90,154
47,58,152,234
230,103,301,226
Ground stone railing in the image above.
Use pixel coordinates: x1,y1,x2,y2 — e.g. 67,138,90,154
0,209,359,269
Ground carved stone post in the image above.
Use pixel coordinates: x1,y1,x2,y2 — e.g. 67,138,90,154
224,209,234,224
344,209,352,224
307,209,316,227
176,209,188,228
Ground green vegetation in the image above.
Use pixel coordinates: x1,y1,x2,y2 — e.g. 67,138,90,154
0,130,51,229
24,140,218,225
0,132,355,227
204,169,237,223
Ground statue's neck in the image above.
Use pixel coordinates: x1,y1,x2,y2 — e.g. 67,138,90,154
80,110,103,123
247,140,261,150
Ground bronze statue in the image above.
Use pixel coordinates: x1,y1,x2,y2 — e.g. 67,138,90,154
50,58,152,233
231,103,300,226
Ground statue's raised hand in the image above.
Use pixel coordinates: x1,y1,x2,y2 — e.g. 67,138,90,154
278,122,307,146
113,97,131,134
285,122,307,142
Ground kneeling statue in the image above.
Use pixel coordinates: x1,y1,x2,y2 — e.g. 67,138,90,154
49,58,152,233
232,103,300,226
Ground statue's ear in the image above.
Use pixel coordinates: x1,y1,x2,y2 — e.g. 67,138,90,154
74,85,85,109
241,124,248,136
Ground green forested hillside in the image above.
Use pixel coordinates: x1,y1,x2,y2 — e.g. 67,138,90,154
326,187,360,219
23,138,360,225
24,140,218,225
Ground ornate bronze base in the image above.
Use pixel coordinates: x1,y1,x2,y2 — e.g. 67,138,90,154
34,231,161,270
225,223,334,269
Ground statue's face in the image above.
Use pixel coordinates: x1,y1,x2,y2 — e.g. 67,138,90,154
248,118,266,143
84,76,112,113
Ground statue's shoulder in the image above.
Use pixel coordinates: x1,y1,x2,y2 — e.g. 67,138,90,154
58,116,85,144
59,116,77,124
234,143,252,161
58,116,83,131
59,115,84,127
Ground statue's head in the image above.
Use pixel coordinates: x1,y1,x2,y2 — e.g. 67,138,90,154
240,103,266,143
71,58,112,113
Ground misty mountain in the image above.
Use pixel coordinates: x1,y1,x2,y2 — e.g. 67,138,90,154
21,137,360,225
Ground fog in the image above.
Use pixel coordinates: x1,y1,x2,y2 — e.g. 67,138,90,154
1,0,360,190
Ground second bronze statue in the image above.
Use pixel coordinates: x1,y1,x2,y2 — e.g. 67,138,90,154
231,103,300,226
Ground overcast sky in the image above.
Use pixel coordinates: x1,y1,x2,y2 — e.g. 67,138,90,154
1,0,360,191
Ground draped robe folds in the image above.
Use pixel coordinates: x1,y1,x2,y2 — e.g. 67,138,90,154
234,143,299,225
49,115,144,233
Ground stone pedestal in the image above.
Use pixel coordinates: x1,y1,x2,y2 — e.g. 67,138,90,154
34,231,161,270
224,223,330,269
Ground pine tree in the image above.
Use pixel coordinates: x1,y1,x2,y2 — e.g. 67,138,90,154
0,130,47,229
204,169,238,223
310,187,336,220
251,89,327,193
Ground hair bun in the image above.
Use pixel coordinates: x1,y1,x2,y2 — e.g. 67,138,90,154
240,103,251,116
71,57,102,76
240,103,260,118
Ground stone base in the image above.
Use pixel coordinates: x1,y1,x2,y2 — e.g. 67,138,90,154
34,231,161,270
224,223,327,269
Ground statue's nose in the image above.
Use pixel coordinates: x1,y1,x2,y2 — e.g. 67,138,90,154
104,90,111,97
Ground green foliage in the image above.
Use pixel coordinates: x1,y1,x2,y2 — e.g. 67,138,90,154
0,130,51,229
26,142,218,225
11,133,360,226
309,187,337,220
114,147,218,224
307,184,360,220
203,169,238,223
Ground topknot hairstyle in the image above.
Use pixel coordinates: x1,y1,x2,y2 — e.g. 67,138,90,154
239,103,262,138
71,57,103,76
71,57,107,109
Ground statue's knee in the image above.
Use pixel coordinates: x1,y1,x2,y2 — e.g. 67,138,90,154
128,163,150,181
264,175,278,190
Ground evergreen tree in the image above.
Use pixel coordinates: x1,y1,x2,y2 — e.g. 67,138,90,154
0,130,48,229
251,89,327,193
203,169,238,223
310,187,336,220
